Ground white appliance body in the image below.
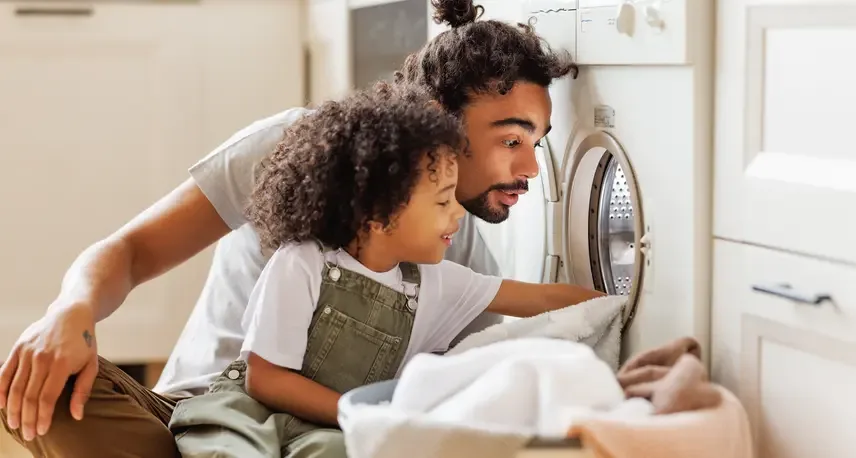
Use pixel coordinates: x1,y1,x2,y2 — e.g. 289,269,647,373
471,0,715,360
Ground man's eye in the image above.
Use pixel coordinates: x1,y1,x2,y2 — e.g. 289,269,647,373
438,201,450,207
503,139,520,147
534,140,543,148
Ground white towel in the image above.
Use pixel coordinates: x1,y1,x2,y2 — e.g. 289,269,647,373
447,295,627,371
340,337,653,458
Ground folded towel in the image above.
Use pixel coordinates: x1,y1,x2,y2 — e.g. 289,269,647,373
447,295,626,371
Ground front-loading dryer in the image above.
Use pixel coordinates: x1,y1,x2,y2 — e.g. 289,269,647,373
470,0,716,362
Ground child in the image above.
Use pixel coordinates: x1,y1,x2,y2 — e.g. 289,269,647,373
169,82,605,458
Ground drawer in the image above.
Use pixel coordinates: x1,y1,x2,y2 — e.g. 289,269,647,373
710,239,856,458
713,2,856,264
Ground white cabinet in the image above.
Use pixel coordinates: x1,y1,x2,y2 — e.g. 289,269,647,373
307,0,352,103
0,1,303,363
196,1,306,147
712,1,856,456
713,1,856,265
710,240,856,458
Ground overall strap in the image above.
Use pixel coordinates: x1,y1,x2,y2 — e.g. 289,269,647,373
399,262,421,285
312,238,330,254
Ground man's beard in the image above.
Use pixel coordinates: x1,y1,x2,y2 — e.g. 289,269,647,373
459,180,529,224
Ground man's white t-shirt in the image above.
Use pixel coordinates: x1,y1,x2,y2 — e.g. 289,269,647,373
153,108,503,396
242,243,502,374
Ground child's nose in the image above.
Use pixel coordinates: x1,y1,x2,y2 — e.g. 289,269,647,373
452,199,466,220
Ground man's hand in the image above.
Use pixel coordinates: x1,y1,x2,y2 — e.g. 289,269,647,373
618,336,701,377
617,337,721,414
0,303,99,441
623,354,722,414
0,180,229,441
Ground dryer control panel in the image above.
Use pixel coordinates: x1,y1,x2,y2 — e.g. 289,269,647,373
523,0,578,57
524,0,702,65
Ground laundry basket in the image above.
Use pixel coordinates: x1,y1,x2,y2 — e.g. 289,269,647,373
338,378,399,427
338,379,592,458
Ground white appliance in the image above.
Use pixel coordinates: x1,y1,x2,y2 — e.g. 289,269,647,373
472,0,716,360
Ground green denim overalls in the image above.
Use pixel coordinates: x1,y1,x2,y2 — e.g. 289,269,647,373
169,244,420,458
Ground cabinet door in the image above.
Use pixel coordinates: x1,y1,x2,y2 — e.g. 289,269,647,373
197,0,305,144
713,1,856,264
711,240,856,458
0,2,207,362
307,0,351,104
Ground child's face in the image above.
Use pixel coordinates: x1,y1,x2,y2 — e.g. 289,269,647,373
382,148,466,264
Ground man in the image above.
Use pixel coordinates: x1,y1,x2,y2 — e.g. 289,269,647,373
0,0,579,456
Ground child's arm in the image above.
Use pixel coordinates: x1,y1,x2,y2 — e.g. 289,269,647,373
430,261,608,345
486,280,607,318
238,243,340,425
245,353,340,426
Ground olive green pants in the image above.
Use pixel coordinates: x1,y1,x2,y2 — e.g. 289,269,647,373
171,361,345,458
170,256,421,458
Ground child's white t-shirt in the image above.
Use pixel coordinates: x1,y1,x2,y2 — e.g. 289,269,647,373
240,241,504,375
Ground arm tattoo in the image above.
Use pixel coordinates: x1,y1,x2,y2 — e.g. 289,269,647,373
82,330,93,348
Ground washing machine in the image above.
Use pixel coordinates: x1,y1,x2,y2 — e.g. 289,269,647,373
473,0,716,361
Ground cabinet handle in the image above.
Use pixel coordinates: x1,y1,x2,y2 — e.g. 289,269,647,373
15,6,94,17
751,283,832,306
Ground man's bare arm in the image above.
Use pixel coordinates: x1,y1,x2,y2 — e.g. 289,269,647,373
54,178,231,321
0,178,231,440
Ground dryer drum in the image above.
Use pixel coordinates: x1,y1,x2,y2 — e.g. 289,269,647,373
593,157,635,298
562,131,646,330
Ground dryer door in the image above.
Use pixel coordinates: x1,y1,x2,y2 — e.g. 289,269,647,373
538,137,563,284
560,130,648,328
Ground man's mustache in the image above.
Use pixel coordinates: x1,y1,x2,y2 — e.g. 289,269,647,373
488,180,529,193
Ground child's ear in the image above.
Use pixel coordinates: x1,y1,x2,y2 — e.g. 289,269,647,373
369,220,398,236
368,221,387,234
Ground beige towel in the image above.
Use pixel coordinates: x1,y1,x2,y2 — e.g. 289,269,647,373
568,386,754,458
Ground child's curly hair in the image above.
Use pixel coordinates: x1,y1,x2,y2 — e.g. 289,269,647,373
246,82,465,252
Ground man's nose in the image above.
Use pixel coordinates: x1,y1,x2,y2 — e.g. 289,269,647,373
514,146,540,179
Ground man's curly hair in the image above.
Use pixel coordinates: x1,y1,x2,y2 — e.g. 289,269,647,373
246,82,465,252
395,0,578,114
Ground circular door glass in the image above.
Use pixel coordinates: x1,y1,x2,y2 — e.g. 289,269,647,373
563,131,645,327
